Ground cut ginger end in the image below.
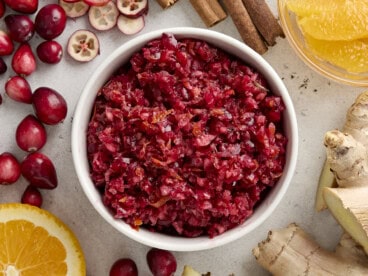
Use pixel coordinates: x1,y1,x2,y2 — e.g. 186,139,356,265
323,187,368,255
0,203,86,275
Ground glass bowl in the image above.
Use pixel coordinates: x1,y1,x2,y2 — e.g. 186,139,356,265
278,0,368,86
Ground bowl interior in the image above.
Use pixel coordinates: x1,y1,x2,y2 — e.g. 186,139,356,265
72,27,298,251
278,0,368,86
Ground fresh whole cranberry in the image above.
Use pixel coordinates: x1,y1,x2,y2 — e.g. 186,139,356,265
109,258,138,276
32,87,68,125
146,248,177,276
4,0,38,14
21,185,43,207
0,30,14,56
5,76,33,104
35,4,67,40
21,152,58,189
16,115,47,152
0,152,21,185
5,14,35,43
12,43,36,76
37,40,63,64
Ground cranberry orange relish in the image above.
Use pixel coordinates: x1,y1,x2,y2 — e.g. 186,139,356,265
87,33,287,238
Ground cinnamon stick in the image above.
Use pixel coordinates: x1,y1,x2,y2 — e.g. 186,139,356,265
222,0,267,54
190,0,227,27
242,0,284,46
155,0,179,9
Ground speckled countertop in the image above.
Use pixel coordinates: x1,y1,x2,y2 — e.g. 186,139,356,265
0,1,365,275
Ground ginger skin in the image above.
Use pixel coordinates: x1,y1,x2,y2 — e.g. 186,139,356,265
253,224,368,276
316,91,368,211
324,130,368,187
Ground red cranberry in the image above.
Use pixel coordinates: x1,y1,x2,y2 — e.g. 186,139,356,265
146,249,177,276
109,258,138,276
35,4,66,40
16,115,47,152
4,0,38,14
5,14,35,43
21,185,43,207
5,76,32,104
12,43,36,76
21,152,58,189
0,30,14,56
32,87,68,125
37,40,63,64
0,152,21,185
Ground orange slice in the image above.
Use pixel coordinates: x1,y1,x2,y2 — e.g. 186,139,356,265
298,1,368,41
286,0,344,17
305,34,368,73
0,203,86,275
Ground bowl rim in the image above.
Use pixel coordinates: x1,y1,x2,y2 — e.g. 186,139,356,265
71,27,298,251
278,0,368,87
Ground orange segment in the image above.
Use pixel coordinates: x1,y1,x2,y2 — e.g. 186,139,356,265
298,1,368,40
286,0,344,17
0,203,85,276
305,35,368,73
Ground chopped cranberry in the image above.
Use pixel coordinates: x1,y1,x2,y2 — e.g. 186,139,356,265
87,34,287,238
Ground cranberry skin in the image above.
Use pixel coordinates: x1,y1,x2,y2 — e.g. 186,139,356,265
37,41,63,64
16,115,47,152
35,4,66,40
5,14,35,43
21,185,43,207
0,30,14,56
32,87,68,125
12,43,36,76
146,249,177,276
21,152,58,189
0,0,5,18
5,76,32,104
0,57,7,74
0,152,21,185
4,0,38,14
109,258,138,276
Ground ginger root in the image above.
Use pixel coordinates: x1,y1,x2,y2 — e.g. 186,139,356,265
253,224,368,276
255,91,368,275
324,187,368,255
324,130,368,187
316,91,368,211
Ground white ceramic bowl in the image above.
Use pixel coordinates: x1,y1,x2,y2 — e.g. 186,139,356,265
72,27,298,251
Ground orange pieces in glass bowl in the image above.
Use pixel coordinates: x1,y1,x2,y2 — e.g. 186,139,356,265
286,0,368,73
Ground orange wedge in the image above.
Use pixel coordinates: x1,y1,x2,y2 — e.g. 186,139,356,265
0,203,86,275
286,0,344,17
298,1,368,41
305,35,368,73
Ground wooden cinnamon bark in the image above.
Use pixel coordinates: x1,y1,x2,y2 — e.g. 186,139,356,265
222,0,267,54
242,0,284,46
190,0,227,27
156,0,179,9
